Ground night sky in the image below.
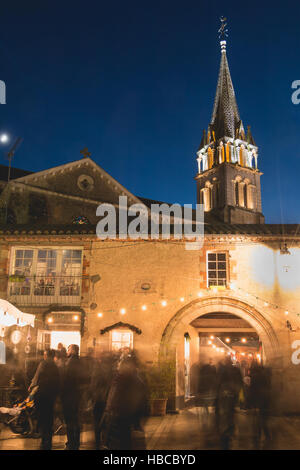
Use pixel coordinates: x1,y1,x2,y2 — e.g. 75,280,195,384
0,0,300,223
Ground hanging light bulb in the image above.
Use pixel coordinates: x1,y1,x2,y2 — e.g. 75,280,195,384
161,300,167,307
141,305,147,311
97,313,103,318
285,310,289,316
120,308,126,315
180,297,185,302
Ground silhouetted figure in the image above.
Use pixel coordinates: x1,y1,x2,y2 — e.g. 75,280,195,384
198,359,217,411
215,357,242,450
91,352,117,449
101,352,147,450
57,343,67,363
249,362,272,449
53,350,67,434
25,352,43,389
61,344,83,450
29,349,60,450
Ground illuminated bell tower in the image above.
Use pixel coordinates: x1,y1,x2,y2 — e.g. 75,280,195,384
195,18,264,224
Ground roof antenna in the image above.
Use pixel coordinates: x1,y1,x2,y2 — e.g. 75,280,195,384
6,137,23,184
4,137,23,224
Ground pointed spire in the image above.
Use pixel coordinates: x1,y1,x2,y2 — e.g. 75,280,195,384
198,129,206,150
210,18,240,141
247,125,256,146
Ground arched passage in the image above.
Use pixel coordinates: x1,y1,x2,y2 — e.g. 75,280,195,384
160,296,280,361
159,295,282,408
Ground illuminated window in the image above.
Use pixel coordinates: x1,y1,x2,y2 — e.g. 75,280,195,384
111,330,133,351
60,250,82,296
9,250,33,295
207,252,228,287
9,247,83,301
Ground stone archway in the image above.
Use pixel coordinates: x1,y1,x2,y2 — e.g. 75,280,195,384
159,295,282,410
160,295,281,364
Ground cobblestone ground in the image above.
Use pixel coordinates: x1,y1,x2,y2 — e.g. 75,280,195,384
1,408,300,450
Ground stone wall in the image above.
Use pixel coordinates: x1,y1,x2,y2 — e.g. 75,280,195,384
0,234,300,411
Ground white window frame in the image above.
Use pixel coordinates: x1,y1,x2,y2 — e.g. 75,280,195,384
8,246,83,305
206,251,228,288
110,329,133,352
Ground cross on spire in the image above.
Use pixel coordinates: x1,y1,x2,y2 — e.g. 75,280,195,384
218,16,228,41
80,147,91,159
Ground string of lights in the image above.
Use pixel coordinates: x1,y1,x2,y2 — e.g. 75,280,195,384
86,282,299,326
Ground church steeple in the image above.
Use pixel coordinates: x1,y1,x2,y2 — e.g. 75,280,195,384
195,18,264,224
210,38,242,142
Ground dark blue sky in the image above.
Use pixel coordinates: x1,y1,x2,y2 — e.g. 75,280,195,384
1,0,300,223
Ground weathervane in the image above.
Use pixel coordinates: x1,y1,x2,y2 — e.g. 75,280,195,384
218,16,228,40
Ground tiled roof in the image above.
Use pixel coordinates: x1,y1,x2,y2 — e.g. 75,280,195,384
0,223,299,236
0,164,33,181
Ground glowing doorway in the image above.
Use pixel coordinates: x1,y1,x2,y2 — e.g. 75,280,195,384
50,331,81,351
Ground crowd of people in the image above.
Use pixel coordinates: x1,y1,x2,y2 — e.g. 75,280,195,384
195,356,272,449
0,346,273,451
18,345,148,450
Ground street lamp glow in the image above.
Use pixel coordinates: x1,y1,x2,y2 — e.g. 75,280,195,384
0,134,8,143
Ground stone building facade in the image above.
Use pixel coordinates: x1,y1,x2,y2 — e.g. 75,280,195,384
0,37,299,413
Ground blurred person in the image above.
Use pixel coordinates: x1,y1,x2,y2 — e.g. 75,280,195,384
53,350,66,435
25,351,43,390
198,358,217,411
28,349,60,450
215,356,243,450
57,343,67,362
61,344,83,450
249,361,272,449
81,347,98,417
101,352,147,450
90,352,117,449
54,349,66,370
242,371,251,410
